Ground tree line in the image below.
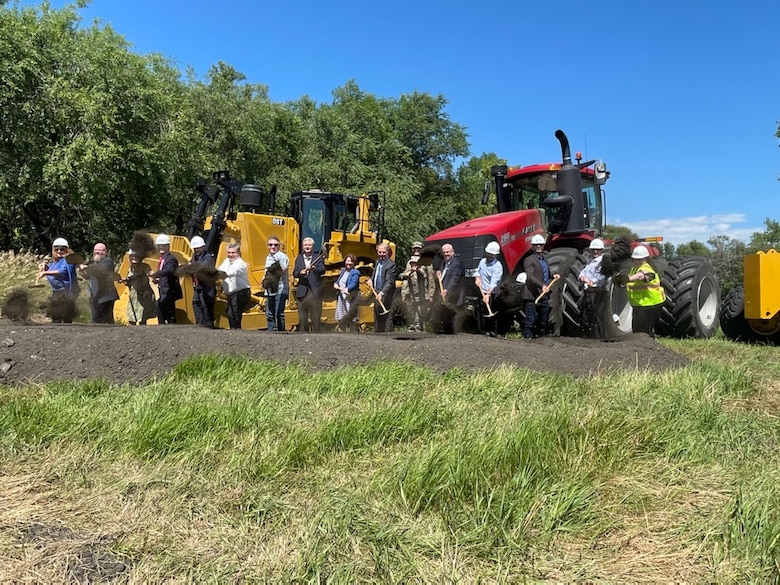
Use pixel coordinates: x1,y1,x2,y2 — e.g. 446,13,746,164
0,3,497,257
1,3,778,299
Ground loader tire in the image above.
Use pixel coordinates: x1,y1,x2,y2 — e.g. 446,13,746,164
546,248,586,337
657,256,720,339
720,286,780,344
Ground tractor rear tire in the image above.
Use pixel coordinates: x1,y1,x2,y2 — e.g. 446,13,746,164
546,248,586,336
720,286,780,344
657,256,720,339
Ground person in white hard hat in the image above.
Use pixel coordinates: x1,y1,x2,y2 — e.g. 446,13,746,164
187,235,216,328
475,240,505,337
520,234,560,338
623,244,665,336
149,233,182,324
37,237,81,322
578,238,607,338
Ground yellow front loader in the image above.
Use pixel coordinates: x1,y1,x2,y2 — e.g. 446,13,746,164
114,172,395,330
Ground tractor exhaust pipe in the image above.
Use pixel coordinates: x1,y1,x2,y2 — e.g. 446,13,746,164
555,129,572,166
542,129,587,234
490,165,510,213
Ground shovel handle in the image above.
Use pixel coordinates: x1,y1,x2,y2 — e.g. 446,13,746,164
535,275,560,304
368,280,390,315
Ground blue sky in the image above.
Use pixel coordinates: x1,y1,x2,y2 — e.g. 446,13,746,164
25,0,780,246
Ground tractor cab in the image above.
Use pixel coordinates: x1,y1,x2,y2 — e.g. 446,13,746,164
489,132,609,251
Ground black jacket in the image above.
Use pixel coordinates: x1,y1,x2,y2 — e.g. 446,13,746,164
293,253,326,300
440,256,466,306
153,252,183,301
522,252,553,301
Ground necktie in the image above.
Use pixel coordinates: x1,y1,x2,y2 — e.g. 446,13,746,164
375,261,382,286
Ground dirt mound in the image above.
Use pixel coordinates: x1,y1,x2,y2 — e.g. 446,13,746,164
0,321,689,387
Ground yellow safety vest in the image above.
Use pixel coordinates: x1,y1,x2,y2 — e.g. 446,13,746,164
627,261,665,307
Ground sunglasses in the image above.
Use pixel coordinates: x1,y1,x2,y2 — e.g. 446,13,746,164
268,243,279,248
54,247,68,251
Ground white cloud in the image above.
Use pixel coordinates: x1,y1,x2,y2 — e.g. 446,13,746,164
613,213,762,247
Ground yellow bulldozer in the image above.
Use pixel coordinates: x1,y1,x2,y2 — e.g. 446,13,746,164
720,249,780,343
114,171,395,329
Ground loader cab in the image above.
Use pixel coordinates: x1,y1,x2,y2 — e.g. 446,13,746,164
290,191,367,253
290,190,387,253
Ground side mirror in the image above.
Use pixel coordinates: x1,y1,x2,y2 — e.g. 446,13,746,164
594,161,608,186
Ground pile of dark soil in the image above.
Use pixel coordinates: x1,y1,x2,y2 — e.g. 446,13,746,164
0,322,689,387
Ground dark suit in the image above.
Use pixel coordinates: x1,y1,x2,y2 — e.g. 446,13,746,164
440,256,466,307
190,250,216,327
88,256,119,324
522,251,553,338
293,252,326,331
435,255,466,334
152,251,182,324
372,257,396,332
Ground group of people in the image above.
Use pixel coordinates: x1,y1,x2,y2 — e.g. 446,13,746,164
40,231,665,337
578,239,666,337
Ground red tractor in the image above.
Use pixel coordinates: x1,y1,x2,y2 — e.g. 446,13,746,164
425,129,720,338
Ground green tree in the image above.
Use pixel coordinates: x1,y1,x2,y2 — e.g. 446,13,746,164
675,240,711,257
0,2,185,253
747,218,780,253
707,234,746,295
601,225,639,242
660,242,676,259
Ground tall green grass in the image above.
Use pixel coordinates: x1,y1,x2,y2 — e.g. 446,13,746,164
2,343,780,581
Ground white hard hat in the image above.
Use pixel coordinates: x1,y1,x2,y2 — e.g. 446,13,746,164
128,249,137,256
631,245,650,259
155,234,171,245
589,238,605,250
190,236,206,249
516,272,527,284
52,237,69,248
531,234,546,246
485,241,501,255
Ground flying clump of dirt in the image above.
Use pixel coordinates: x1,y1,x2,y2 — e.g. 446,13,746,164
129,231,156,260
1,288,32,321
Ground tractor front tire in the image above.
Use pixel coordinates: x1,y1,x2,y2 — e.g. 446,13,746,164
546,248,586,337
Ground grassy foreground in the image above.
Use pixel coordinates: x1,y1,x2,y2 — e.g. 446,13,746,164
1,339,780,582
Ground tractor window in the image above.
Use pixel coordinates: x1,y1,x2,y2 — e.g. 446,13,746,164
302,198,327,251
582,184,603,232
